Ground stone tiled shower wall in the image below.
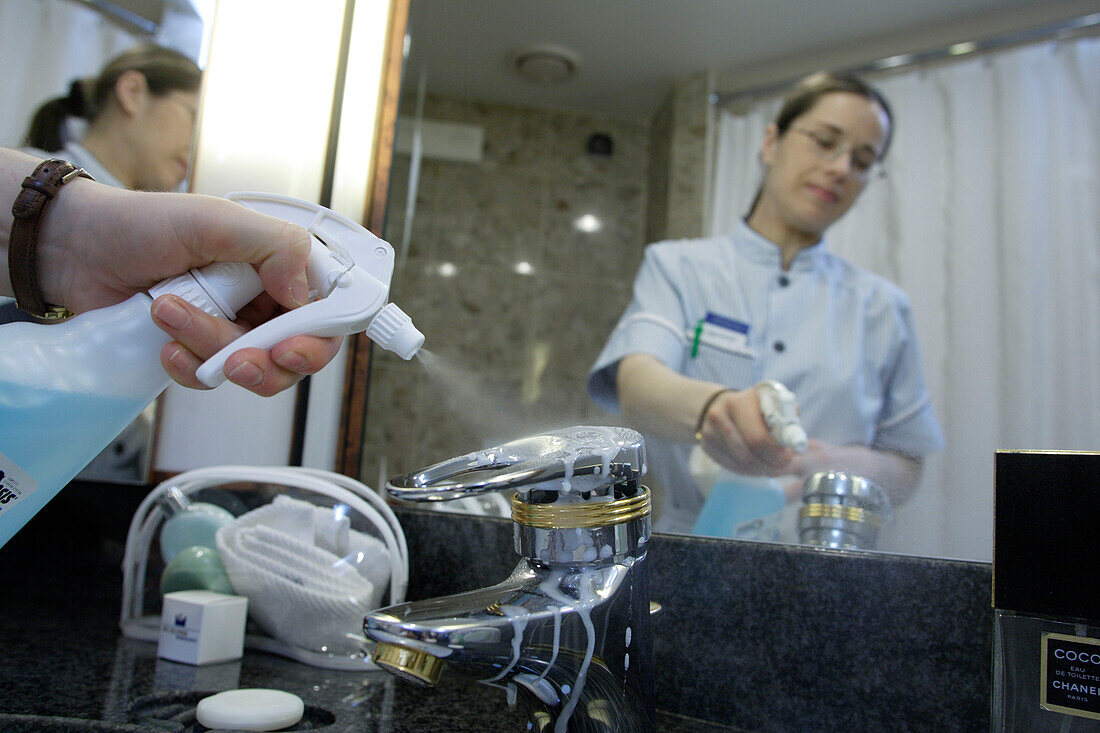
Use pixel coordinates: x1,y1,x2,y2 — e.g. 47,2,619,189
361,96,651,485
652,71,710,243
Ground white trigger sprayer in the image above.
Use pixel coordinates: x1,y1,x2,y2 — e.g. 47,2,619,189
756,380,808,453
150,192,424,386
0,192,423,549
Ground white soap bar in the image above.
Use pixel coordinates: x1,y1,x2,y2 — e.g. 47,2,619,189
196,688,305,731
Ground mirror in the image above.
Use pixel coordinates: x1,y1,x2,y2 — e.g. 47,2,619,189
0,0,214,483
352,1,1096,562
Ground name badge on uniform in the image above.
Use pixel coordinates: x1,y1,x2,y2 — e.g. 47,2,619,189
689,312,755,358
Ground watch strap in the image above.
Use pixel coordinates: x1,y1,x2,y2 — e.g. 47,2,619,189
9,158,93,321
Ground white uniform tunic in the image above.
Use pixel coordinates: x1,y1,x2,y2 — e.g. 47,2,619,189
588,220,944,532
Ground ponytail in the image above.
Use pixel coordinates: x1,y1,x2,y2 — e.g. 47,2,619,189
24,79,91,152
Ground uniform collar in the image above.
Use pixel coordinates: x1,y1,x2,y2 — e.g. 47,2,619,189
733,219,827,272
59,142,127,189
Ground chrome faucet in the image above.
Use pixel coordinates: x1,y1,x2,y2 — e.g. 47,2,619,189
363,426,655,732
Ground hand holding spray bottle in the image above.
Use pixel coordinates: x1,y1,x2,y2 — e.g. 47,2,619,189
756,380,808,453
0,193,424,548
691,380,807,538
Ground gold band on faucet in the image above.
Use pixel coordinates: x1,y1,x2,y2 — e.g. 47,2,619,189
373,642,445,686
798,503,883,529
510,487,651,530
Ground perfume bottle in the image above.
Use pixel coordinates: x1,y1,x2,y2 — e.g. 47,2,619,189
992,450,1100,731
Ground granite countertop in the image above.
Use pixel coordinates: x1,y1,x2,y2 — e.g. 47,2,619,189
0,587,524,732
0,575,734,732
0,485,736,732
1,480,992,732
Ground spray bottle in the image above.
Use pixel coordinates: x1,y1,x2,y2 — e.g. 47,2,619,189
0,192,423,548
691,380,807,539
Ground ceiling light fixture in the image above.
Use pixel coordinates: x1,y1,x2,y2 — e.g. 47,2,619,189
512,44,580,84
574,214,602,233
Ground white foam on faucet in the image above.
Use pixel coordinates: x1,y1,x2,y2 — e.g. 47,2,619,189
538,568,599,733
492,426,640,499
534,605,561,687
368,630,453,658
484,604,528,683
513,673,560,706
410,426,645,728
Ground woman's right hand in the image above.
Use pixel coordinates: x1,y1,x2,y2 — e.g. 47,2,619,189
616,353,796,476
696,388,797,477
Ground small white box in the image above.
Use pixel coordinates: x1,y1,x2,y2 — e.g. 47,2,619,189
158,590,248,666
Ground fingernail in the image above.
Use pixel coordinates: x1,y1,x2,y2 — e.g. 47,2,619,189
228,360,264,387
152,297,192,330
275,350,308,371
290,274,309,308
166,346,189,369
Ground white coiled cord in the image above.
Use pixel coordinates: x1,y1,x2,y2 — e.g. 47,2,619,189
119,466,408,671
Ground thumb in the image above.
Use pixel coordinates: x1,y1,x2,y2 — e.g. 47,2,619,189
252,219,311,309
196,198,312,309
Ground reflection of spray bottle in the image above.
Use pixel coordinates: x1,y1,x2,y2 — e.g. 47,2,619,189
691,380,807,539
757,380,807,453
0,193,424,548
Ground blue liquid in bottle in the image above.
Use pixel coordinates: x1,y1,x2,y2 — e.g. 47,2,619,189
691,475,787,539
0,294,169,548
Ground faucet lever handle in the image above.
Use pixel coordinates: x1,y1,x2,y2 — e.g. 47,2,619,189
385,426,646,503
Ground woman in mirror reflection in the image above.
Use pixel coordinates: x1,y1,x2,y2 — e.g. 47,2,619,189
588,72,944,537
23,43,201,194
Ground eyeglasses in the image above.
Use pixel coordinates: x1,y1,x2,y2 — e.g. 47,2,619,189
166,92,198,121
791,127,884,180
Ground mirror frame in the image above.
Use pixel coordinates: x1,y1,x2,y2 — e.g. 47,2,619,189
335,0,411,477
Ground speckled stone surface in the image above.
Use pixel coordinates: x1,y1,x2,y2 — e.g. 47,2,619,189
396,507,994,732
0,482,740,732
361,92,650,489
0,482,992,731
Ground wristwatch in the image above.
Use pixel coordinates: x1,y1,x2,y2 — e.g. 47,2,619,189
9,158,93,321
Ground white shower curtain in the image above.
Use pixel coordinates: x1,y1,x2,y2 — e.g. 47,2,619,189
708,36,1100,561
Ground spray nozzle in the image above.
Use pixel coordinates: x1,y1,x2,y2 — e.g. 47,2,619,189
150,192,424,388
365,303,422,360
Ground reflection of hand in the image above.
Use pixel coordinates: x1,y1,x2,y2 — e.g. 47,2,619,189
697,388,797,476
785,438,829,479
36,171,341,396
779,476,804,503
